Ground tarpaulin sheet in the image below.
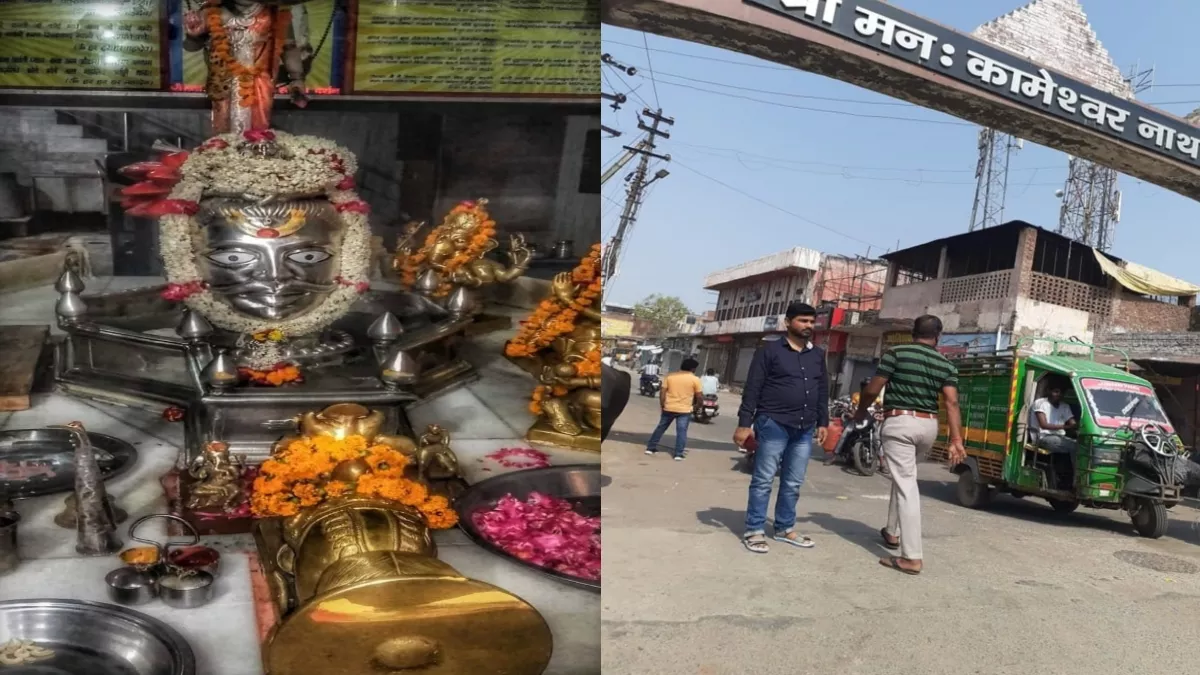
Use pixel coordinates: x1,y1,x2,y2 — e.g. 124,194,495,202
1092,250,1200,296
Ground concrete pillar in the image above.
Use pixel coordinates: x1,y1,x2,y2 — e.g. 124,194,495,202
885,261,900,288
936,245,949,279
1009,227,1038,298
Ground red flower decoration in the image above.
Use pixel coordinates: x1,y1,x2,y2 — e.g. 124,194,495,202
243,129,276,143
198,138,229,152
461,200,477,209
485,448,552,469
120,181,172,197
335,176,355,191
129,199,199,218
355,281,370,294
162,406,185,423
335,201,369,214
256,228,280,239
161,280,206,302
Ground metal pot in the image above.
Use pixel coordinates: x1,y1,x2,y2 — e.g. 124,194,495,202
158,570,214,609
105,565,159,606
553,240,575,259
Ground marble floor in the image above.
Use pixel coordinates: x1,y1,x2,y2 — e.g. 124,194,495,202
0,278,600,675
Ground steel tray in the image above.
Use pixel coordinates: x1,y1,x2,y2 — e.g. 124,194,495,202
0,429,138,500
455,464,600,592
0,599,194,674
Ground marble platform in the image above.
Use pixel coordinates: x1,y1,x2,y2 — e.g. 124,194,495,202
0,278,600,675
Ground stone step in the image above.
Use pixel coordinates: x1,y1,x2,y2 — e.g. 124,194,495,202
0,109,58,122
0,126,86,143
14,136,110,153
32,176,106,213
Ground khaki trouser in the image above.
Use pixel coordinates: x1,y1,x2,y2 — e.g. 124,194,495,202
880,415,939,561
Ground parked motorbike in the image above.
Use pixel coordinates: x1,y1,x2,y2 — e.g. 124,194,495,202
693,394,719,423
639,375,661,397
832,406,884,476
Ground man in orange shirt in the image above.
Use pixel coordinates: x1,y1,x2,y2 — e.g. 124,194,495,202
645,358,703,461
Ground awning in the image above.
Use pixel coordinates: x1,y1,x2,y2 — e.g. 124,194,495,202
1092,250,1200,296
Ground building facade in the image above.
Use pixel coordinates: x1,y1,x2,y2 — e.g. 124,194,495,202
696,247,887,390
878,221,1196,347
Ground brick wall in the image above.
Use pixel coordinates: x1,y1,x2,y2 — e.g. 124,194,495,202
972,0,1132,99
1107,293,1192,333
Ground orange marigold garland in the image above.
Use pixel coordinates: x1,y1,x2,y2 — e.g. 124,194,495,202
398,200,497,297
203,3,290,107
250,434,458,528
505,243,602,360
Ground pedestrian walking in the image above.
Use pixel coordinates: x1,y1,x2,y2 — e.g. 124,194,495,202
851,314,965,575
733,302,829,554
644,357,703,461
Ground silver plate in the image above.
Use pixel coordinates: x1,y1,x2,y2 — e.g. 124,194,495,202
0,429,138,499
0,599,194,674
455,464,600,592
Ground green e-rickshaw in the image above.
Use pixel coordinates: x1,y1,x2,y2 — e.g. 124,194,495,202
929,338,1186,538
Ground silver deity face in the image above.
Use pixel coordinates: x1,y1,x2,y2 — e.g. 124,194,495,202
196,199,342,321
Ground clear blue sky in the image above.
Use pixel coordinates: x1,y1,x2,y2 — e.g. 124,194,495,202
600,0,1200,313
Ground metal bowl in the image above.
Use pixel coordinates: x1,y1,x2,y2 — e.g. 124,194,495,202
0,599,194,674
0,429,137,499
455,464,600,592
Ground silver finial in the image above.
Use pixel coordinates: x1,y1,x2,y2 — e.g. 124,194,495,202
203,348,240,390
444,286,478,317
367,312,404,342
55,269,85,294
380,346,421,390
414,269,440,295
176,309,214,341
55,292,87,320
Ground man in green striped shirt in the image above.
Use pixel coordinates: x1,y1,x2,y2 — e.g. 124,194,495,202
852,315,965,576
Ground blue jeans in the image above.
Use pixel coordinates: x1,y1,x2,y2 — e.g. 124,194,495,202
744,414,814,537
646,411,691,457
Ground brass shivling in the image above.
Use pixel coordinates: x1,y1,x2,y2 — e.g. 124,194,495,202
253,402,550,674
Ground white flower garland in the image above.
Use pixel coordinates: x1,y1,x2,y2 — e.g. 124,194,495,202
157,131,371,369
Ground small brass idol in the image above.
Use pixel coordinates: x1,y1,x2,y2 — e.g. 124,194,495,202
255,495,553,675
273,403,417,455
274,403,465,497
392,199,531,297
185,441,248,512
505,247,602,452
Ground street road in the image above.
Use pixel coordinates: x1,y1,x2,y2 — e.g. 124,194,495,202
602,386,1200,675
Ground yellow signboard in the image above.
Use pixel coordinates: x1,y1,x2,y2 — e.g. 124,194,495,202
883,331,911,346
351,0,598,96
0,1,162,90
179,1,338,92
602,316,633,338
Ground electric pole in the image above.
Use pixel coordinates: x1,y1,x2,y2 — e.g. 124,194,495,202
602,108,673,285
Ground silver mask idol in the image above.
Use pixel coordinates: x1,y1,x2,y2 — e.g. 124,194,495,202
196,198,342,321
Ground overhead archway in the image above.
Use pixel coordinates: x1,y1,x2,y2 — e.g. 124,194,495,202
602,0,1200,201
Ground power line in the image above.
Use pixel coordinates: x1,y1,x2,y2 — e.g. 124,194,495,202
672,140,1064,174
603,62,652,109
652,79,972,126
641,32,662,108
671,159,881,248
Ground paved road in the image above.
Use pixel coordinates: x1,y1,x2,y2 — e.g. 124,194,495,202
602,388,1200,675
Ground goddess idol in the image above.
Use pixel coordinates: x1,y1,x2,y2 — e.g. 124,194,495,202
183,0,312,135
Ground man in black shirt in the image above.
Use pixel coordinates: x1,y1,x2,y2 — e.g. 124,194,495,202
733,301,829,554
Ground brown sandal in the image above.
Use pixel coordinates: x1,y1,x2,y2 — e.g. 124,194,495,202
880,556,921,575
879,528,900,550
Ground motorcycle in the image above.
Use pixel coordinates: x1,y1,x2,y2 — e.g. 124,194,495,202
639,374,661,397
832,406,884,476
693,394,719,423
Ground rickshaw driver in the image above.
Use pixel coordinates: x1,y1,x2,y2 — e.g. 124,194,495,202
1029,378,1078,489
